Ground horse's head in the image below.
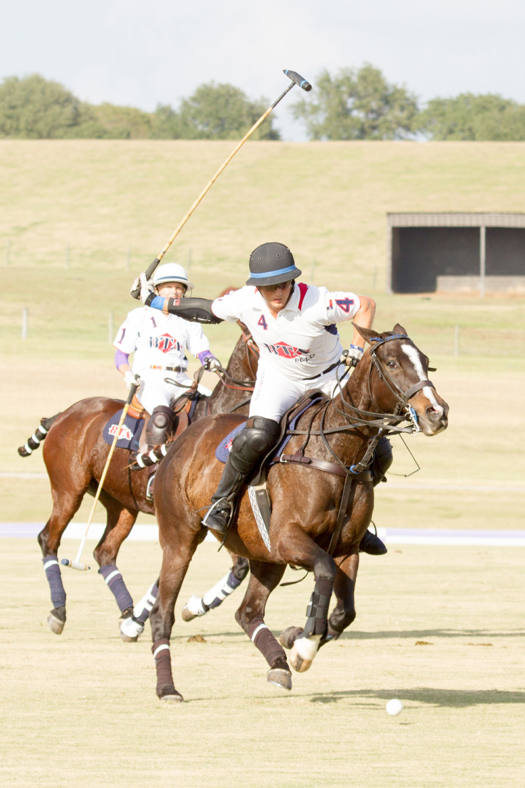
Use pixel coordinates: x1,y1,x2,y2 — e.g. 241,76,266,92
354,323,449,436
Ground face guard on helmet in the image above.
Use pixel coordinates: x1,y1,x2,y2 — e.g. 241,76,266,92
246,242,302,287
153,263,194,292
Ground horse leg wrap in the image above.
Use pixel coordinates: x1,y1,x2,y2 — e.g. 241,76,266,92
133,580,159,625
202,571,243,610
42,556,66,608
303,578,334,638
98,565,133,613
152,638,175,696
248,620,287,669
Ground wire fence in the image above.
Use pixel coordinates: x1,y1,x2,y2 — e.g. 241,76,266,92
13,307,525,358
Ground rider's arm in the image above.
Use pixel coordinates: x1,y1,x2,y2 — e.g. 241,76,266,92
115,349,131,375
144,294,223,325
350,296,376,349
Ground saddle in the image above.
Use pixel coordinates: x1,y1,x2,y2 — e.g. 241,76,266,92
215,391,373,555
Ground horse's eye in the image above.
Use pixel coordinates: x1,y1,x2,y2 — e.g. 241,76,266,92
387,361,396,369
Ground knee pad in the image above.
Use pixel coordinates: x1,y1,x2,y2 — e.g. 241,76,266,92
231,417,280,466
146,406,174,447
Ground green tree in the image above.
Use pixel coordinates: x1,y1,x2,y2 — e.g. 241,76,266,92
292,64,419,141
150,104,184,139
91,103,153,139
416,93,525,141
176,82,280,140
0,74,101,138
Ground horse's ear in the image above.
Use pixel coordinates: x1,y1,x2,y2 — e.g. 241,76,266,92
392,323,408,336
352,323,383,345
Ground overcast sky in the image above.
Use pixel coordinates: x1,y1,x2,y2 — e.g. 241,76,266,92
2,0,525,140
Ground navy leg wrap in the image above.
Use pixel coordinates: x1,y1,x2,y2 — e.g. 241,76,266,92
43,556,66,608
99,565,133,613
303,577,333,638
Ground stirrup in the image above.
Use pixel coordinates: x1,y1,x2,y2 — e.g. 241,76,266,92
201,498,232,533
146,473,156,501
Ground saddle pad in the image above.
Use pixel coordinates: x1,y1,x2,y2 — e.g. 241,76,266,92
215,422,247,463
103,409,145,451
214,396,325,466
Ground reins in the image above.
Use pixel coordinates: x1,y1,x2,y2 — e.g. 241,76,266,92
279,332,436,555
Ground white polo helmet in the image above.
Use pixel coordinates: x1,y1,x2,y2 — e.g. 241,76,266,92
152,263,194,291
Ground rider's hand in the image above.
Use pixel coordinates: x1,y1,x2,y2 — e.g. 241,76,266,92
344,344,364,366
138,273,155,304
204,356,221,371
123,370,140,389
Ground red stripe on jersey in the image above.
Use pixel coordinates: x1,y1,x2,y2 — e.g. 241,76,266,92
297,282,308,311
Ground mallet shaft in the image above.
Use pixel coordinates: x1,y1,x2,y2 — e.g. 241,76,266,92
132,70,311,296
66,382,139,569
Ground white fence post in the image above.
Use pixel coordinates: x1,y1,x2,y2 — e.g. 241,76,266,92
22,308,28,339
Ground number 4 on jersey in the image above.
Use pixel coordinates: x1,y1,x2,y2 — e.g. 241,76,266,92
258,315,268,331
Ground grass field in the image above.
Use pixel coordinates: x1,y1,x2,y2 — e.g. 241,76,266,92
0,539,523,788
1,140,524,787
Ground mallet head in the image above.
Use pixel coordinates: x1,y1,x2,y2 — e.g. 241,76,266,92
283,69,312,92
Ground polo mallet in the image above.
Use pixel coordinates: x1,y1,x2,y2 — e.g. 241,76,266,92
130,69,312,299
62,380,140,571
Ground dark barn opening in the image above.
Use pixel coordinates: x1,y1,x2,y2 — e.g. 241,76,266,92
387,214,525,294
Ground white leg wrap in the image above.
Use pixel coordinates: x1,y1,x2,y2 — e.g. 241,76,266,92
293,634,321,661
120,617,145,639
185,594,208,617
202,572,236,606
133,583,157,618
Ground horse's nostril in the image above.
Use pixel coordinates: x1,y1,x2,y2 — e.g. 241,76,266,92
426,406,443,422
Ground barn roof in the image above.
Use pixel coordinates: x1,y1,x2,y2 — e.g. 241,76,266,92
387,212,525,228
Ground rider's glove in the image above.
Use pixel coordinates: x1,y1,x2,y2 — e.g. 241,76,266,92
135,272,155,304
204,356,221,371
123,370,140,389
344,344,364,366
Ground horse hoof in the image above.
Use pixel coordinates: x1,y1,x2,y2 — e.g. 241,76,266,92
120,617,144,643
182,595,207,622
159,688,184,703
267,668,292,691
279,626,303,650
47,612,65,635
290,634,321,673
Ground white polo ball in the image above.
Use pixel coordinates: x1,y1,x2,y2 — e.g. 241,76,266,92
386,699,403,716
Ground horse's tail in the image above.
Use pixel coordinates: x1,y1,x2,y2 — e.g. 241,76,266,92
17,414,62,457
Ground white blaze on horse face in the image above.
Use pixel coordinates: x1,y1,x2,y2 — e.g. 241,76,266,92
401,344,443,415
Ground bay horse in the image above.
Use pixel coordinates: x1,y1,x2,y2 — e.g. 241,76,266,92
20,328,259,636
147,324,449,701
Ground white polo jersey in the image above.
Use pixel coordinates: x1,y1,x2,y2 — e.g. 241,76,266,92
114,306,210,376
211,283,360,381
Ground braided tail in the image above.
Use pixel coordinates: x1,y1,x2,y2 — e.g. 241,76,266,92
18,414,61,457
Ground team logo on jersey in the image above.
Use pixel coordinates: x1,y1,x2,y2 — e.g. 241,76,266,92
109,424,134,441
263,341,310,359
149,333,182,354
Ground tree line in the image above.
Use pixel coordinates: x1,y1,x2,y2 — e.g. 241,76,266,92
2,67,525,141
